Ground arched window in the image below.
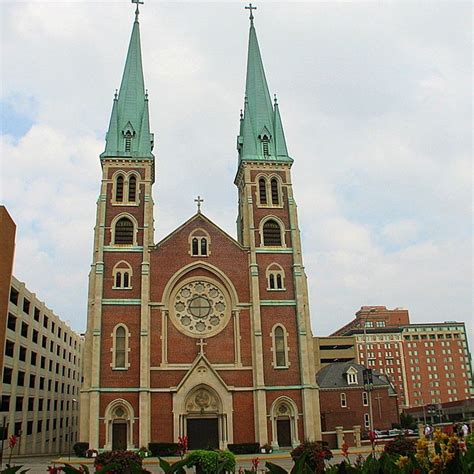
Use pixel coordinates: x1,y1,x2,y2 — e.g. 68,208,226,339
112,261,133,289
271,178,280,205
259,178,267,205
274,326,287,368
116,175,124,202
128,175,136,202
266,264,285,290
115,326,126,368
189,229,211,257
114,218,134,245
263,219,282,246
111,325,129,370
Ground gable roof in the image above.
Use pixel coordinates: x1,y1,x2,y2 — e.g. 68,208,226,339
153,212,247,251
316,361,394,394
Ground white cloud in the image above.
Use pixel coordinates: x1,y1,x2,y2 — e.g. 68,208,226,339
382,220,420,246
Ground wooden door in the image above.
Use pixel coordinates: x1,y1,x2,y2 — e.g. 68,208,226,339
277,419,292,447
187,418,219,449
112,422,127,450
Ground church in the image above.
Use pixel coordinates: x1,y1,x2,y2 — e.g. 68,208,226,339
80,2,322,451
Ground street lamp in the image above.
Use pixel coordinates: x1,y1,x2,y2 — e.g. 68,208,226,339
361,308,376,434
68,399,78,461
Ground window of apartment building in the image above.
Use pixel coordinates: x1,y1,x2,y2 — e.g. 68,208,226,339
49,360,53,371
340,393,347,407
42,335,47,349
34,307,40,321
61,383,65,394
15,396,23,411
53,419,57,430
17,371,25,386
0,396,10,412
28,397,34,411
31,351,37,366
48,379,52,391
32,329,38,344
14,422,22,436
62,366,65,376
40,356,46,369
26,421,33,436
55,381,59,392
22,298,30,315
29,374,35,389
21,322,28,338
51,322,55,333
54,400,58,411
7,313,16,331
19,346,26,361
3,367,13,384
43,315,48,329
38,398,44,411
58,327,62,338
10,287,19,305
56,363,59,374
46,420,50,431
5,340,14,357
50,341,54,352
37,420,42,433
47,399,51,411
56,346,60,357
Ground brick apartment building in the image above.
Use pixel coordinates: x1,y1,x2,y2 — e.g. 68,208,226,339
332,306,473,409
0,208,83,455
81,6,321,451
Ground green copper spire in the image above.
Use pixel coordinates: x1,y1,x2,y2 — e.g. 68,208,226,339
237,5,292,163
101,2,154,160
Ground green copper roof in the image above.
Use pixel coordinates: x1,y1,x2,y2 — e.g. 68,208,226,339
237,17,292,163
101,15,154,160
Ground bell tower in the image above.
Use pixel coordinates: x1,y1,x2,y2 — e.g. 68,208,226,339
81,1,155,449
235,5,321,444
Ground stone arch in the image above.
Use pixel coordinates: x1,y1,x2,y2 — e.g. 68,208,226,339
270,396,299,448
103,398,135,450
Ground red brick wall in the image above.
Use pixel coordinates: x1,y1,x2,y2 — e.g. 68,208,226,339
319,388,398,431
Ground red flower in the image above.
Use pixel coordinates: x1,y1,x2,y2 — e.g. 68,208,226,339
341,442,349,458
368,430,377,444
251,457,260,471
8,434,17,449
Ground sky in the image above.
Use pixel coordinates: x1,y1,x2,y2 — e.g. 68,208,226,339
0,1,472,345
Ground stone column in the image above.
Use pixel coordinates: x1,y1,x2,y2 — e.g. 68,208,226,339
354,425,361,448
336,426,344,448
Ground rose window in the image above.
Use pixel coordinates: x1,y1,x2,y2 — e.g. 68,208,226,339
171,280,230,338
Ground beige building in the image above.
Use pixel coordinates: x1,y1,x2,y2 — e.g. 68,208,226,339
1,276,83,455
313,336,356,373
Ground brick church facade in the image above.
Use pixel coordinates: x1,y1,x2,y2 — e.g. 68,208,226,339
81,4,321,451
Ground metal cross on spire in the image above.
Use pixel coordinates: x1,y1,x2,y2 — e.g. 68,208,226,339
131,0,144,22
194,195,204,213
245,3,257,25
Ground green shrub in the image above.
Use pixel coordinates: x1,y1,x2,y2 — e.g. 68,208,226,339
148,442,179,457
186,449,235,474
72,442,89,457
227,443,260,454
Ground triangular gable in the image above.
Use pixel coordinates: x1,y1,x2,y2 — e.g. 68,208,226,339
154,212,247,251
175,354,232,393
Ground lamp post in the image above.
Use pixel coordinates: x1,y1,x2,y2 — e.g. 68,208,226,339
68,399,78,461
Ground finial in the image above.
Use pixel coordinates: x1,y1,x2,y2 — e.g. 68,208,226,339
274,93,278,105
145,89,148,100
114,89,118,100
240,109,243,119
194,195,204,213
244,95,249,105
245,3,257,25
131,0,144,22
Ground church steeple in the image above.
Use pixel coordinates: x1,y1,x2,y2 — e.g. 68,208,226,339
101,3,154,160
237,5,291,163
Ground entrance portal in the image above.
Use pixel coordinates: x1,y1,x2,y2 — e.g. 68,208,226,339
112,422,127,450
277,419,292,447
187,418,219,449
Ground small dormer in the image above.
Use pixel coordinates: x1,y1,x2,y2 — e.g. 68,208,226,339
122,122,136,153
345,366,358,385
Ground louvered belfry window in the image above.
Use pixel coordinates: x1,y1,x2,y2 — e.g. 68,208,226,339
262,136,269,157
116,176,124,202
271,178,279,205
115,218,134,245
259,178,267,204
124,131,132,152
263,219,282,246
128,175,137,202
